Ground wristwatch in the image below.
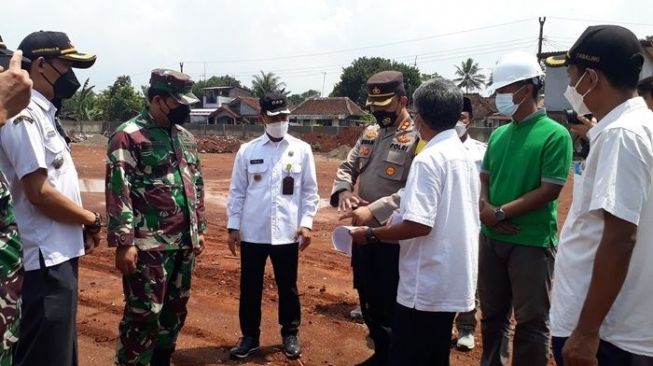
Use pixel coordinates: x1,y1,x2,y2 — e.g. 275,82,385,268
365,227,381,244
85,212,103,234
494,207,506,221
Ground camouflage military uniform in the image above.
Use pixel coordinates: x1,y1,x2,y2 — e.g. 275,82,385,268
107,73,205,366
0,175,22,366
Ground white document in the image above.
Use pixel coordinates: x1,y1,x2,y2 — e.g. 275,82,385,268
331,226,356,256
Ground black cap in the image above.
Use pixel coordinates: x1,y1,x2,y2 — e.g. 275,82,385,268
545,25,644,75
463,96,473,116
260,93,290,116
18,31,96,69
0,35,32,70
366,71,406,107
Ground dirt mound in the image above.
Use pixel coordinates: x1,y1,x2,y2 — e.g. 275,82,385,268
327,145,352,160
303,127,364,152
196,136,241,153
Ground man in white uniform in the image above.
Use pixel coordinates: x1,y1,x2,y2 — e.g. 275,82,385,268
226,92,319,361
0,31,101,366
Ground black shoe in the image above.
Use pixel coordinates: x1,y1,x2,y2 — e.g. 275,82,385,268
230,336,260,359
150,348,174,366
282,335,302,359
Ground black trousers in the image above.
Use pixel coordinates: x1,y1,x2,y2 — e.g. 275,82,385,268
239,242,300,339
352,242,400,362
553,337,653,366
14,256,79,366
389,303,456,366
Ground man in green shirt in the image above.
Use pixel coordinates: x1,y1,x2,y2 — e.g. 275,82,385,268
478,51,572,366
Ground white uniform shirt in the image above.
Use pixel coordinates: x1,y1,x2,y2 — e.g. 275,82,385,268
397,129,480,312
463,136,487,172
0,90,84,271
227,133,319,245
550,97,653,356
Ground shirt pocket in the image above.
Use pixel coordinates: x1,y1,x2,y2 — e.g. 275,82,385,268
138,142,174,184
248,162,269,185
43,135,69,175
379,150,407,181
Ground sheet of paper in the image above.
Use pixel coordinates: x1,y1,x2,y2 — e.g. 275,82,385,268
331,226,356,256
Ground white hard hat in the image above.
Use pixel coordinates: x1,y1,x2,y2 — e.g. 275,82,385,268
483,51,544,97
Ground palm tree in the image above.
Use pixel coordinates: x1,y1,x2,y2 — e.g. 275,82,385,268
454,58,486,93
251,71,289,98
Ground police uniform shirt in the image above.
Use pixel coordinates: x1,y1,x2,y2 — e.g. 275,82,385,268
330,117,418,225
0,90,84,271
227,133,319,245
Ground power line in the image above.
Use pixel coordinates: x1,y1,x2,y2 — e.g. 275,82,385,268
549,16,653,27
183,18,534,64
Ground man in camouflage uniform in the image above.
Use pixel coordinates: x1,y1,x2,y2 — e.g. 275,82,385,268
0,39,30,366
106,69,206,366
331,71,419,366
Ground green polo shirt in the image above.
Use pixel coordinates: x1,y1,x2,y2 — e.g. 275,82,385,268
481,110,572,247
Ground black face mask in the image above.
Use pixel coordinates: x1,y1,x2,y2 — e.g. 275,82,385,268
43,61,81,99
162,99,191,125
372,110,398,128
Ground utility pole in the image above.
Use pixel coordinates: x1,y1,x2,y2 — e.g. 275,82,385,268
414,55,418,68
537,17,546,59
203,62,207,82
179,62,184,73
321,72,327,97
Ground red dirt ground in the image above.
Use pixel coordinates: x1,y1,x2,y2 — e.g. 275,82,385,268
72,144,571,365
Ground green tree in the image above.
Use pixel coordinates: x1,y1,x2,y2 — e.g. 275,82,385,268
454,58,486,93
330,57,421,107
420,72,443,82
191,74,245,99
96,75,146,122
288,89,321,106
646,35,653,41
251,71,289,98
60,78,102,120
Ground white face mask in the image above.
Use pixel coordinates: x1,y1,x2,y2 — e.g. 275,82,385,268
563,72,593,116
455,121,467,138
265,121,289,139
495,85,526,117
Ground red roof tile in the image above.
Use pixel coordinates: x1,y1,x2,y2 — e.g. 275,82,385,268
291,97,365,117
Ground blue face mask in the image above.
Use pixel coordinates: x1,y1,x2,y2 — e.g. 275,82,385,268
495,85,526,117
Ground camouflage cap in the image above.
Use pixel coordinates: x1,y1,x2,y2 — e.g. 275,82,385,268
366,71,406,107
149,69,200,105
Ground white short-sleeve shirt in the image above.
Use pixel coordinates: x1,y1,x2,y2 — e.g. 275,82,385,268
0,90,84,271
397,129,480,312
226,133,320,245
550,97,653,356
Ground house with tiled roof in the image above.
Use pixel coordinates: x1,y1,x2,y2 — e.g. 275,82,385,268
290,97,366,126
209,97,261,125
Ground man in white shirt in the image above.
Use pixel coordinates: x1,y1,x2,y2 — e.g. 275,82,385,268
0,31,101,366
226,93,319,361
545,25,653,365
453,97,487,351
351,77,480,366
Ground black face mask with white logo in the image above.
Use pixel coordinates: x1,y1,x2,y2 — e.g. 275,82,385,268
43,61,81,100
372,110,398,128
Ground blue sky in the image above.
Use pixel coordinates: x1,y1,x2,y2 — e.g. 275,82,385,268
3,0,652,96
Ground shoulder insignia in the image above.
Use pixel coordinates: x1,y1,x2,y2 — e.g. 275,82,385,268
13,115,34,125
398,120,411,131
359,146,371,157
385,165,396,177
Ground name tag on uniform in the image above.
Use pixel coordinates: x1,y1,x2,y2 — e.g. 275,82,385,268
282,176,294,195
250,159,264,165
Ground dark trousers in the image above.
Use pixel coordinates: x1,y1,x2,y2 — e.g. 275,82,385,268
478,235,555,366
553,337,653,366
455,296,478,333
239,242,300,339
14,256,79,366
388,303,455,366
352,242,399,362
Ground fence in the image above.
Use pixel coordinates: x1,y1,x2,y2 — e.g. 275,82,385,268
61,120,496,143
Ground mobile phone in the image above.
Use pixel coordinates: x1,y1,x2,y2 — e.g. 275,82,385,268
0,52,31,71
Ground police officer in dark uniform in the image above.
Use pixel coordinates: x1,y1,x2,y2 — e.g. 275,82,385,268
330,71,419,366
